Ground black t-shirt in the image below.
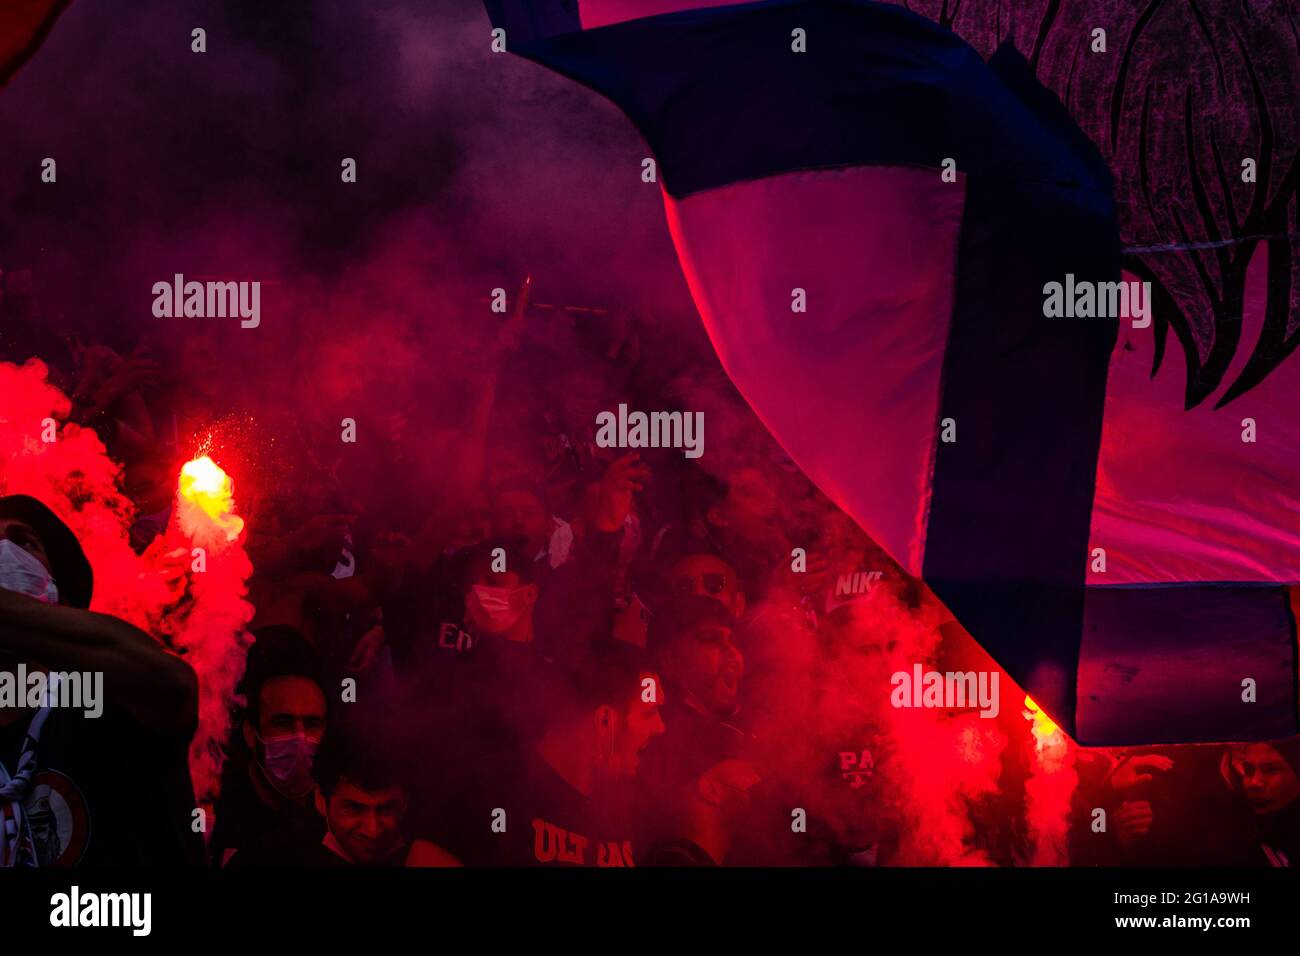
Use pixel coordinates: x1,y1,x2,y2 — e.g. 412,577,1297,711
640,698,752,792
442,749,639,867
396,628,550,775
226,828,408,867
642,837,718,867
0,702,205,866
384,552,469,670
209,763,325,867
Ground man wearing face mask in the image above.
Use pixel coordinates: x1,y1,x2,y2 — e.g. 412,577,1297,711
398,538,537,667
463,549,539,646
385,540,549,819
0,494,202,866
449,543,548,761
228,728,460,867
209,627,328,866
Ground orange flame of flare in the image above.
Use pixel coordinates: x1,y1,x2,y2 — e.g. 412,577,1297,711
178,455,244,542
1019,697,1060,749
1024,695,1062,748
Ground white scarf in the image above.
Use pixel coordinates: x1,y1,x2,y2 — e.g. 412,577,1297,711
0,675,58,867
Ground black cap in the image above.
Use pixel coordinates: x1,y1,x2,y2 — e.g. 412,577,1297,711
0,494,93,609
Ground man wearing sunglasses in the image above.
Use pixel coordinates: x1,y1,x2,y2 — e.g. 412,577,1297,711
665,553,746,620
660,551,817,775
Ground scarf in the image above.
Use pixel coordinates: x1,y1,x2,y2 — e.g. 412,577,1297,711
0,678,57,867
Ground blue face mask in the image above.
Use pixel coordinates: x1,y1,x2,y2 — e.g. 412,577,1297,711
0,539,59,604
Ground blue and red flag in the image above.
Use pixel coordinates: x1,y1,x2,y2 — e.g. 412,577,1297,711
484,0,1300,745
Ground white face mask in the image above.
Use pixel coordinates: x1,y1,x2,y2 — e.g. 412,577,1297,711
466,584,537,638
0,539,59,604
257,731,320,799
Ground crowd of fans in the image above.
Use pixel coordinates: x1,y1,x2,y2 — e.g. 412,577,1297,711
1,264,1298,868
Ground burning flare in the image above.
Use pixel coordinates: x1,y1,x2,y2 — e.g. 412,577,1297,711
166,453,254,819
1024,695,1062,750
1022,694,1076,864
177,455,244,544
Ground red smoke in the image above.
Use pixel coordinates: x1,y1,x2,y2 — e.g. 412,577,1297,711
0,358,253,816
816,580,1007,864
1023,695,1078,865
158,454,254,811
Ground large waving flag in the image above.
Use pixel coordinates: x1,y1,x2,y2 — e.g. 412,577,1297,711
0,0,71,89
485,0,1300,745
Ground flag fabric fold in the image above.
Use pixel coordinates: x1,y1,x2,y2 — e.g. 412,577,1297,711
485,0,1300,744
0,0,71,89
